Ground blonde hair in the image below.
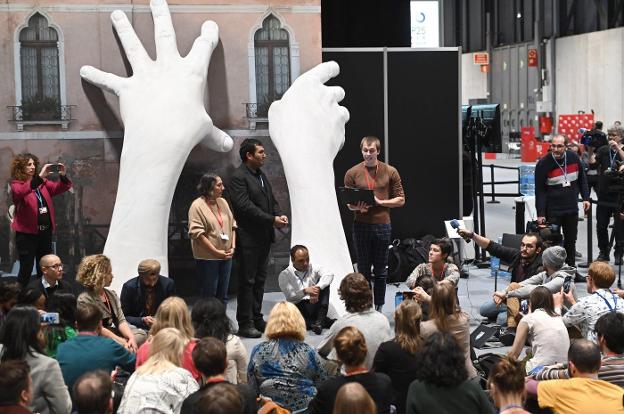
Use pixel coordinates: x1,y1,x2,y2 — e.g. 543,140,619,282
332,382,377,414
394,300,423,355
265,301,306,341
588,261,616,289
430,282,461,332
76,254,112,291
138,327,185,375
149,297,194,341
138,259,161,277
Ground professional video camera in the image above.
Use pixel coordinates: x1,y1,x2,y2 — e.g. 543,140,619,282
601,168,624,194
526,220,563,248
580,127,608,149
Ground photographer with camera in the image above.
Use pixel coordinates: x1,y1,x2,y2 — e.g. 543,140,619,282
535,135,590,267
592,128,624,263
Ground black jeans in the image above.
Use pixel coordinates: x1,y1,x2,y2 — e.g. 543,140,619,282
15,230,53,287
235,243,270,328
596,198,624,253
295,286,330,328
547,213,579,266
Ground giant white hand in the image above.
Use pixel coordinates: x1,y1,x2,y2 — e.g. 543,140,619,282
269,62,351,317
80,0,233,292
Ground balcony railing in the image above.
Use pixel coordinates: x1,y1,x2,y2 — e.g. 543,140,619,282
244,102,273,130
8,104,75,131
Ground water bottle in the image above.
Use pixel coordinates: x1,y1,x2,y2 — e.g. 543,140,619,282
490,256,500,277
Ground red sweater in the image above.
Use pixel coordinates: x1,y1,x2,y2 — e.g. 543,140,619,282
10,175,72,234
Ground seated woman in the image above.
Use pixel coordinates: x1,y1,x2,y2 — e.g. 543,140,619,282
309,326,393,414
332,383,377,414
136,296,200,381
76,254,138,352
42,292,77,357
317,273,392,369
507,286,570,374
248,301,334,413
406,331,492,414
191,297,247,384
16,287,46,312
488,357,531,414
0,306,72,414
406,238,460,289
420,282,478,380
118,327,199,414
373,300,423,414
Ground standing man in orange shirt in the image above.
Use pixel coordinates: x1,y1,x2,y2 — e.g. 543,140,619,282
344,136,405,311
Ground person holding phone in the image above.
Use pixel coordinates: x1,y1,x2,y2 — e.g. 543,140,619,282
10,154,72,287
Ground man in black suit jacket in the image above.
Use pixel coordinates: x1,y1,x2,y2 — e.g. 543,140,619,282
229,138,288,338
119,259,175,330
27,254,75,300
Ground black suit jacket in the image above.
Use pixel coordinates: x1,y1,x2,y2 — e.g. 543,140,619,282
228,164,282,247
119,275,175,329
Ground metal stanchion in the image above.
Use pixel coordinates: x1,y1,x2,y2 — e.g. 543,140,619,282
577,198,593,269
487,164,500,204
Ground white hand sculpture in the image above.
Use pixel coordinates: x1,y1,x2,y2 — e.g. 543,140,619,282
269,61,351,317
80,0,233,292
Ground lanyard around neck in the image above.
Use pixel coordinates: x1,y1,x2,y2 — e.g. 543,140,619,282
552,152,568,183
594,289,619,312
363,162,378,190
206,199,224,230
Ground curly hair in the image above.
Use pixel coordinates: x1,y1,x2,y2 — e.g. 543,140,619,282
10,153,39,181
394,300,423,355
334,326,368,367
265,301,306,341
339,273,373,313
149,297,194,341
191,297,232,342
415,331,467,387
76,254,112,291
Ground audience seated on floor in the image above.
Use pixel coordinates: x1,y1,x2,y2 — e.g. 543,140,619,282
26,254,76,304
507,286,570,374
405,238,460,289
555,261,624,342
0,281,20,326
332,382,377,414
278,245,334,335
16,288,45,312
56,301,136,390
248,301,334,413
527,339,624,414
317,272,392,369
373,300,423,414
0,306,71,414
309,326,393,414
136,296,200,381
72,370,113,414
191,297,248,384
180,337,256,414
197,383,243,414
42,292,77,357
406,331,493,414
0,359,34,414
487,356,531,414
117,327,199,414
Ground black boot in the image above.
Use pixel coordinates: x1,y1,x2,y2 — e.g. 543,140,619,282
311,305,328,335
597,250,610,262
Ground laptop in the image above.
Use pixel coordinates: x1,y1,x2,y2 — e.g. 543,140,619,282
470,324,500,349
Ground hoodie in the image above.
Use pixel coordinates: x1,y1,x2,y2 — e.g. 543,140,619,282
507,264,578,301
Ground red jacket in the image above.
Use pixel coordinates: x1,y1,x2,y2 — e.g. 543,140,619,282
11,176,72,234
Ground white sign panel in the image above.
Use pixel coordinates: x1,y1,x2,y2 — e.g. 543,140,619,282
410,1,439,48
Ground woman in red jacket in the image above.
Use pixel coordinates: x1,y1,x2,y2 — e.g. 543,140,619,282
10,153,72,287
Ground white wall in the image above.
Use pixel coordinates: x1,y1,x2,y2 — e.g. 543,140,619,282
555,27,624,125
461,51,488,105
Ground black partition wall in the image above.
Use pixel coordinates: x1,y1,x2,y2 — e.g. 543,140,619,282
323,48,462,251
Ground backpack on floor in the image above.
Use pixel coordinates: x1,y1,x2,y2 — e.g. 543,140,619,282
388,238,428,283
474,352,504,389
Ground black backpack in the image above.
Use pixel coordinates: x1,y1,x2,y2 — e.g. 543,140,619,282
387,238,428,283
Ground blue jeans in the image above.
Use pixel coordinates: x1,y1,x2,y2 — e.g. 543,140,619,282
196,259,232,305
479,299,507,326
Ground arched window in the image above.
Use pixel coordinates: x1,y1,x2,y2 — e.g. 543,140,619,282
19,13,60,120
254,15,290,116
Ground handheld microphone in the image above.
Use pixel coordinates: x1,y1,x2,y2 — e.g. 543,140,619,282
450,219,472,243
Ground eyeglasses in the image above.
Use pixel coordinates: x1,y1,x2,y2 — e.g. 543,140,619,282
551,144,566,148
43,264,63,270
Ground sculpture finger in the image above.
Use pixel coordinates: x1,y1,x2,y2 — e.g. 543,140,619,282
187,20,219,73
324,86,346,105
336,105,350,124
150,0,179,60
80,65,126,95
303,61,340,84
110,10,151,71
200,120,234,153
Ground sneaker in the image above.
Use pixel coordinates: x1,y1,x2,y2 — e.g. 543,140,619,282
311,323,323,335
575,250,582,258
375,304,383,312
238,326,262,338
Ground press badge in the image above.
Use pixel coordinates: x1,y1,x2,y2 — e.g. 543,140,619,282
220,233,230,241
562,181,571,187
39,206,48,214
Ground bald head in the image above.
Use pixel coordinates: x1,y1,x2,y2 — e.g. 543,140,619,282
569,339,601,375
73,371,112,414
40,255,63,284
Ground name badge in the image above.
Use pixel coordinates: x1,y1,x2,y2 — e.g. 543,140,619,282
39,206,48,214
562,181,571,187
220,233,230,241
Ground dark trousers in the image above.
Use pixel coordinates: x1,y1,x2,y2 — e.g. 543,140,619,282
15,230,53,287
295,286,330,328
196,259,233,305
596,199,624,253
353,222,391,306
235,243,270,328
547,213,578,266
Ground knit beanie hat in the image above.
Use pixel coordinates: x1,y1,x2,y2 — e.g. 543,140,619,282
542,246,567,270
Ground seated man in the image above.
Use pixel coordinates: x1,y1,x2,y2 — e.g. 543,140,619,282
56,302,136,390
528,340,624,414
0,280,20,325
494,246,576,330
555,261,624,342
278,245,334,335
534,312,624,388
119,258,175,331
317,273,392,369
0,360,33,413
458,230,543,325
73,370,113,414
181,337,256,414
26,254,76,301
406,238,460,288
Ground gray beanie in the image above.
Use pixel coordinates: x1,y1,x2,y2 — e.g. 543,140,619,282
542,246,567,269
